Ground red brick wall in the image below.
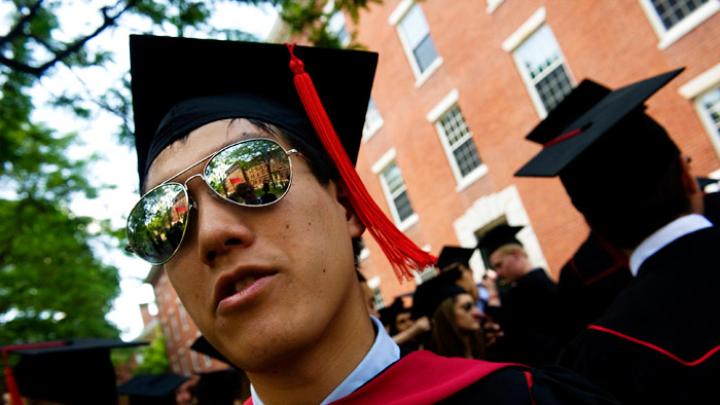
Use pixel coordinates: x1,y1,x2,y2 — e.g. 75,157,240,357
352,0,720,303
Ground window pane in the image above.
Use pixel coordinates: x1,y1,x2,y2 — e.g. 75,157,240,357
515,26,562,81
535,64,574,112
440,106,470,146
453,140,483,177
413,34,439,72
700,87,720,137
383,164,404,194
364,98,382,131
650,0,708,30
393,190,415,222
398,4,430,48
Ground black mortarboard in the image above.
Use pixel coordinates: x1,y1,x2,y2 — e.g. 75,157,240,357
411,275,466,319
4,339,146,404
515,69,683,177
130,35,377,189
476,224,524,263
698,177,720,191
436,246,475,271
190,335,233,366
117,373,188,405
378,297,408,328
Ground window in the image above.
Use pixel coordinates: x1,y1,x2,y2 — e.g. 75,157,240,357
680,64,720,158
650,0,709,29
437,106,484,179
392,1,441,82
380,162,416,227
640,0,719,48
363,98,383,140
513,25,573,117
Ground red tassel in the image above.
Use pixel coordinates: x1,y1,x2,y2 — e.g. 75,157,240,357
286,44,436,281
3,350,22,405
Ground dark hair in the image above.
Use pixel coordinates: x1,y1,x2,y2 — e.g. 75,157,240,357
429,295,485,359
560,115,689,249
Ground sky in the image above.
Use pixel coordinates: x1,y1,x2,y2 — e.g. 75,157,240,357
20,1,279,340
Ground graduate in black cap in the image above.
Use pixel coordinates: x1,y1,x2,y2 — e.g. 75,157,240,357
1,339,145,404
516,69,720,403
476,224,563,366
124,35,616,404
117,373,188,405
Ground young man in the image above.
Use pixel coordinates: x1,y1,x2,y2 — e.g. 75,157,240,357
476,225,563,366
126,35,614,404
516,70,720,403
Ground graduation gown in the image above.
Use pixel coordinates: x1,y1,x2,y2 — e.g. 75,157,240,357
556,233,632,343
558,226,720,404
244,350,617,404
486,268,563,366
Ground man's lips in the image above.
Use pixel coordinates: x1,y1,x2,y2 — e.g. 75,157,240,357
214,267,277,314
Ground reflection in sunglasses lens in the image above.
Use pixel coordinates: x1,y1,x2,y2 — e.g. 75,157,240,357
205,139,292,206
127,183,189,264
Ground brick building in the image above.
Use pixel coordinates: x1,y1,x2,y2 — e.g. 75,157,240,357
143,266,230,376
296,0,720,303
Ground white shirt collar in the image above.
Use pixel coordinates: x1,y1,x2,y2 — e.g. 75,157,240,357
250,316,400,405
629,214,712,276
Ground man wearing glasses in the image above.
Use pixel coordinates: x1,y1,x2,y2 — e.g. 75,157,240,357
125,35,613,404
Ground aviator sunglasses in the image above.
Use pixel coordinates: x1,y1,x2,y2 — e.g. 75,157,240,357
126,138,301,264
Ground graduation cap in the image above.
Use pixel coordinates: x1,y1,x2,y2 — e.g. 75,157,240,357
378,296,409,329
476,224,525,264
1,339,146,404
436,246,475,271
515,68,683,178
697,177,720,191
190,335,233,366
411,275,467,319
117,373,188,405
130,35,435,280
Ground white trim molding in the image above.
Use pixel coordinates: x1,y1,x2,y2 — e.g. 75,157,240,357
453,185,549,273
679,63,720,99
639,0,720,50
388,0,414,26
502,7,546,52
487,0,505,14
371,147,397,174
426,89,460,122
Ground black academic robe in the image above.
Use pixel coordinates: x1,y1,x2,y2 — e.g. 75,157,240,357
558,226,720,404
556,233,632,343
486,268,563,366
328,351,617,404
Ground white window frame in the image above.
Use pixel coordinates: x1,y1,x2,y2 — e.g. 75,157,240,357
486,0,505,14
679,63,720,159
504,9,574,118
389,0,443,87
639,0,720,50
371,148,419,231
363,97,384,142
453,185,549,275
426,89,488,191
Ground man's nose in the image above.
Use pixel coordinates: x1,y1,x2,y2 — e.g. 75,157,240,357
190,186,256,266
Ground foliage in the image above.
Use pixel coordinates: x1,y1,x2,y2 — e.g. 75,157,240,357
134,327,170,374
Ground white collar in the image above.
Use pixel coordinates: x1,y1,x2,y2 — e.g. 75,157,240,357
250,316,400,405
629,214,712,276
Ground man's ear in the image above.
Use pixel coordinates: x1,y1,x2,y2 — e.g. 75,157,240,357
679,155,703,213
334,181,366,238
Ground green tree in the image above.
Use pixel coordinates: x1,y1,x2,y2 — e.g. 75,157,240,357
134,327,170,374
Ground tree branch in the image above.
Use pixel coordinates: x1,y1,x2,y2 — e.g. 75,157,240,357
0,0,46,48
0,0,139,78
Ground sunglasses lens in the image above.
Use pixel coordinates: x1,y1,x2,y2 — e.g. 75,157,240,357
127,183,189,264
205,139,292,206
